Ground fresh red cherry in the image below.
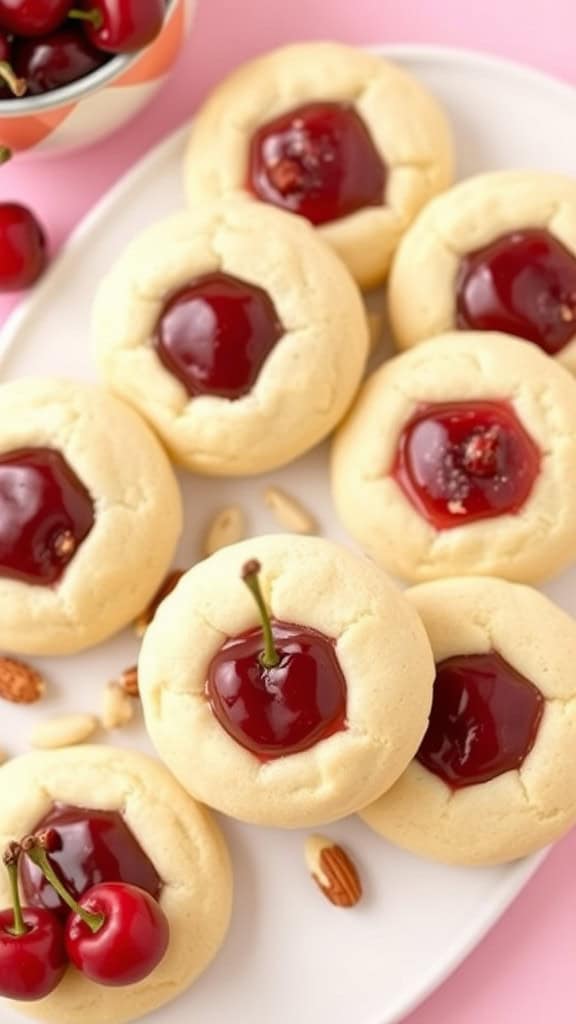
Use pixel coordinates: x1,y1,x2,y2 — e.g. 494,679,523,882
0,448,95,585
417,652,545,788
207,560,347,759
247,101,386,226
456,229,576,355
392,401,540,529
0,204,46,292
0,31,27,97
23,836,169,987
0,0,72,36
154,272,284,400
69,0,164,53
0,843,67,1002
13,26,107,95
21,804,162,920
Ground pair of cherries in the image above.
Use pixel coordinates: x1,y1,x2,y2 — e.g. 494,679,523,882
0,1,165,99
0,829,169,1001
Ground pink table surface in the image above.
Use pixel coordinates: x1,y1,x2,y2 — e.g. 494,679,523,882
2,1,576,1021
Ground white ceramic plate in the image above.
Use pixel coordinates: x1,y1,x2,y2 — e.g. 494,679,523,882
1,45,575,1024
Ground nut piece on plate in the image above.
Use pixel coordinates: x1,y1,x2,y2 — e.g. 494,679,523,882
305,835,362,907
30,713,99,750
203,505,246,557
183,41,453,289
0,656,45,704
93,199,369,477
101,682,135,730
118,664,140,698
134,569,185,638
264,486,318,534
0,378,183,657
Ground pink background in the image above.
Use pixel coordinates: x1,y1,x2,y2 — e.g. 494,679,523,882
2,1,576,1021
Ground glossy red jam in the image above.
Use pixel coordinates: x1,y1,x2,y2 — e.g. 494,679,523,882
206,621,347,759
247,101,386,225
155,271,284,400
456,229,576,355
392,401,540,529
0,447,95,585
417,652,545,788
21,804,162,919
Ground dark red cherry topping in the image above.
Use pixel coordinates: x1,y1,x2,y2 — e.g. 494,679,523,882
0,447,95,585
456,229,576,355
392,401,540,529
247,101,386,226
155,271,284,401
417,652,545,788
206,561,347,759
20,804,162,920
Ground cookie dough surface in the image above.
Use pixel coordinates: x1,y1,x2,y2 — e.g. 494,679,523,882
331,331,576,583
139,534,435,828
0,379,182,655
0,746,232,1024
388,170,576,369
93,200,369,476
183,42,453,289
360,577,576,865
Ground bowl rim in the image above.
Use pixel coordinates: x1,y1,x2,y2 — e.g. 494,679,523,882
0,0,179,117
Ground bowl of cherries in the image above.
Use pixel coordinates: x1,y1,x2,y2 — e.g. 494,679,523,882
0,0,194,155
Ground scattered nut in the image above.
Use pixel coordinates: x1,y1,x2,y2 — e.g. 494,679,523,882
264,486,318,535
118,665,139,698
101,682,135,730
203,505,246,557
0,657,45,704
305,835,362,908
30,713,98,750
134,569,185,637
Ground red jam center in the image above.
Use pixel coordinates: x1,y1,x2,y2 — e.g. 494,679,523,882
0,447,95,586
21,804,162,919
206,621,347,759
456,229,576,355
154,271,284,400
417,652,545,788
392,401,540,529
247,101,387,226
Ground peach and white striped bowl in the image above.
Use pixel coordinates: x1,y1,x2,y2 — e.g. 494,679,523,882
0,0,194,155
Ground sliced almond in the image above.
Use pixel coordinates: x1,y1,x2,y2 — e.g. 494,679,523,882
134,569,185,637
264,486,318,535
203,505,246,557
305,835,362,908
30,713,98,750
101,682,135,730
118,665,139,698
0,657,45,704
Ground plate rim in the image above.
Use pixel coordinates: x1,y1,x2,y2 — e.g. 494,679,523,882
1,42,574,1024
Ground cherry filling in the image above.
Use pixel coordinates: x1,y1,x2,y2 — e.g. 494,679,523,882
392,401,540,529
417,652,545,788
456,229,576,355
154,271,284,400
206,621,347,760
247,101,387,226
0,447,95,586
20,804,162,920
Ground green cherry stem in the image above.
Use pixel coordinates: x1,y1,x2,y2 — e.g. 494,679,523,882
68,7,104,29
241,559,280,669
0,147,11,165
22,835,104,935
3,843,27,937
0,63,26,98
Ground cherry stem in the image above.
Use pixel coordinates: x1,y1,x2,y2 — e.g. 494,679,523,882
0,63,26,99
0,146,11,166
241,560,280,669
2,843,27,937
22,836,104,935
68,7,104,29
